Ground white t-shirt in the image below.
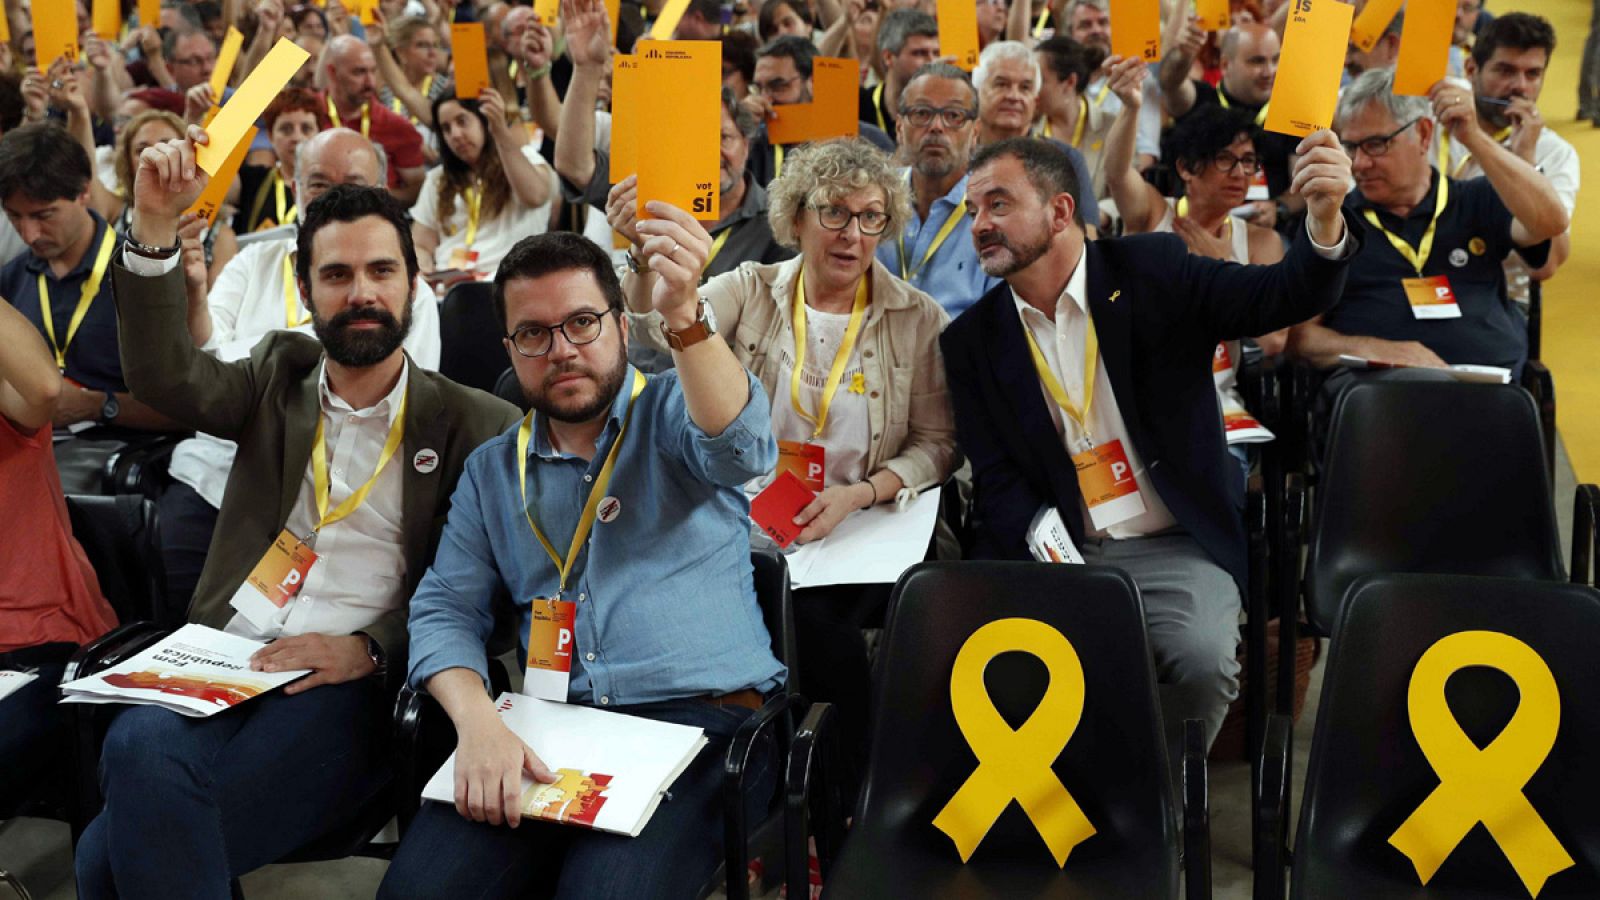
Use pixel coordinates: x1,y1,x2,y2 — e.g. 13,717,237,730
768,306,871,488
410,143,558,276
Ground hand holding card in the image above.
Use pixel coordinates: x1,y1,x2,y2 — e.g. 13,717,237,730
751,471,816,548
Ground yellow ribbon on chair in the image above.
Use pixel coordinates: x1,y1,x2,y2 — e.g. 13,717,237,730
1387,630,1575,898
931,618,1096,867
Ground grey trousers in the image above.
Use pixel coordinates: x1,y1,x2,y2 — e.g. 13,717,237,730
1079,533,1242,776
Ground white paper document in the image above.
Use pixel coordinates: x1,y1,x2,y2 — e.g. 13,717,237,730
421,692,708,837
778,486,941,588
58,624,311,717
1336,355,1512,384
0,669,40,702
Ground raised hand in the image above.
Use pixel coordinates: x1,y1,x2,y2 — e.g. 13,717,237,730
1102,54,1146,110
562,0,612,71
132,125,213,246
1289,129,1352,246
635,200,712,330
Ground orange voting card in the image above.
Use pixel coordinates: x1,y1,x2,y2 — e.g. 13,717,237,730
92,0,121,40
0,8,9,43
198,38,308,175
186,126,256,225
768,57,860,145
1109,0,1160,63
1349,0,1403,51
1394,0,1453,95
210,27,244,97
651,0,693,39
1195,0,1230,33
32,2,79,70
1264,0,1353,137
609,55,639,183
535,0,560,28
452,23,491,98
936,0,980,70
138,0,160,25
637,42,721,221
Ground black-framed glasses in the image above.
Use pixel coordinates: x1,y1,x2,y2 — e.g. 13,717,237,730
899,105,977,129
1210,151,1261,175
1340,118,1419,159
505,310,615,358
812,204,890,235
751,75,800,96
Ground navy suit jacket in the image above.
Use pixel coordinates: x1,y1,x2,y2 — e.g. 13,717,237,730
941,215,1360,587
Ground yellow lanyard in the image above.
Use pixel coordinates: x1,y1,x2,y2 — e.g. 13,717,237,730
1093,80,1111,107
773,143,785,177
464,185,482,247
392,74,433,120
1362,175,1450,276
790,268,869,440
1019,304,1100,442
897,197,968,282
1042,97,1087,146
514,370,646,595
283,253,310,328
1438,126,1512,178
327,97,370,137
310,388,408,533
872,83,887,132
1217,90,1269,126
274,173,297,226
1175,196,1233,239
37,227,116,371
705,228,732,272
1033,4,1050,36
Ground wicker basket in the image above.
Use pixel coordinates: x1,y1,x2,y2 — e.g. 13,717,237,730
1209,620,1322,761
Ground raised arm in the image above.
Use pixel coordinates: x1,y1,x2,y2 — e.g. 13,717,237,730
369,10,437,127
1158,15,1203,118
1429,80,1568,246
552,0,610,191
516,18,563,140
480,89,553,209
1100,56,1163,233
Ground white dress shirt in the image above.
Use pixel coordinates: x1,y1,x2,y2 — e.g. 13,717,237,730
409,144,558,276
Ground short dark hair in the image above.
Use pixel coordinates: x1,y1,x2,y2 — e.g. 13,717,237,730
757,0,812,42
722,30,759,84
1035,36,1093,94
970,137,1083,226
1167,105,1257,176
295,184,419,292
876,9,938,56
722,87,758,138
493,233,625,332
686,0,724,22
0,123,91,204
757,35,817,80
1471,12,1556,67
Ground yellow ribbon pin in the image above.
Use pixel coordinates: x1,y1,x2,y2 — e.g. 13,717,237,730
848,372,866,395
1388,630,1575,897
932,618,1096,867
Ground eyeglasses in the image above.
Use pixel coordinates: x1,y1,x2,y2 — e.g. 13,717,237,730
899,105,977,129
170,55,217,67
505,310,615,358
751,75,800,96
1340,118,1419,159
812,204,890,235
1210,151,1261,175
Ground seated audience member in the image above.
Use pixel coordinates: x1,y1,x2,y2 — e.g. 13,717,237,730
74,136,520,896
1286,68,1567,378
234,89,323,234
972,41,1101,230
741,36,897,188
321,35,427,204
759,0,815,43
370,14,451,129
1033,37,1116,199
1056,0,1164,174
158,127,443,616
617,138,957,801
857,10,942,140
411,91,557,284
879,63,1000,318
0,124,176,436
941,118,1356,768
380,231,784,898
0,299,117,805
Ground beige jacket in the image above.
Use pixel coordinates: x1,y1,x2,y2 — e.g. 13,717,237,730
631,255,959,493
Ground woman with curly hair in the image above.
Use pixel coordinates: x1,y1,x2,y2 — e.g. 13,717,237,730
409,90,556,283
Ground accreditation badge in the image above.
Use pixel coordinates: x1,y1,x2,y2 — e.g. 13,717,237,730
1403,275,1462,319
228,529,318,630
776,440,827,493
1071,439,1146,531
524,597,577,702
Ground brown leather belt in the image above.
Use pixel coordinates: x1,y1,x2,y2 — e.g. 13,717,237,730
699,688,765,711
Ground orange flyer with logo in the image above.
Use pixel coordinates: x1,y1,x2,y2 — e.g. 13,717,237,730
1195,0,1230,33
31,1,80,70
1349,0,1403,51
609,55,639,183
637,42,721,221
1393,0,1453,95
186,126,257,225
1109,0,1161,63
1264,0,1353,137
936,0,980,70
768,57,860,145
452,24,491,99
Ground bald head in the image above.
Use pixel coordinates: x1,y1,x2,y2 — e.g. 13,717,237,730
1219,23,1280,106
296,129,387,203
324,36,380,109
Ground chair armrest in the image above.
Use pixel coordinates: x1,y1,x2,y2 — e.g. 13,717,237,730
1278,475,1307,709
392,685,431,837
102,432,189,498
1183,719,1212,900
786,701,836,900
1520,361,1557,482
63,621,169,684
1573,484,1600,586
1245,482,1269,773
1252,713,1292,900
721,691,805,900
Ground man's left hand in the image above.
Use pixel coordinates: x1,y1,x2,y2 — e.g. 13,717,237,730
1503,96,1542,161
1290,128,1351,246
251,633,376,695
1428,78,1477,140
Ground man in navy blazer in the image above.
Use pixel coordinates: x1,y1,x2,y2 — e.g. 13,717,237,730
941,59,1358,767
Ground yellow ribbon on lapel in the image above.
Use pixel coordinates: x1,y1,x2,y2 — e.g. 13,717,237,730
931,618,1095,867
1388,630,1574,898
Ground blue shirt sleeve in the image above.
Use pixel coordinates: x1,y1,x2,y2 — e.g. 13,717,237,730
656,369,778,488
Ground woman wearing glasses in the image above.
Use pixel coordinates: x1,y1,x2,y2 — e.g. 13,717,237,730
617,138,957,800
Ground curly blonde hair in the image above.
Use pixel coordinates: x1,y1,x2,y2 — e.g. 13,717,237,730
766,138,912,250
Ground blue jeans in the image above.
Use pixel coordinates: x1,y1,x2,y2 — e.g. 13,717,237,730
379,698,778,900
0,648,72,805
75,678,391,900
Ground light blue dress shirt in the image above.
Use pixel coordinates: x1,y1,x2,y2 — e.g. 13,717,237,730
877,172,1002,320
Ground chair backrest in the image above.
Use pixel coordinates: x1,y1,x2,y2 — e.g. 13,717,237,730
492,366,531,412
1304,381,1564,634
65,494,167,626
750,549,796,692
1293,573,1600,897
438,281,508,394
855,562,1176,883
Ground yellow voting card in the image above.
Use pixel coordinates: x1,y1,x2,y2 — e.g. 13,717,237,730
186,126,257,225
1109,0,1161,63
607,0,621,41
936,0,980,70
1349,0,1403,51
1394,0,1453,95
535,0,560,27
609,55,639,183
138,0,160,26
197,39,309,175
768,57,860,145
1264,0,1353,137
1195,0,1230,32
210,27,244,96
652,0,693,39
452,23,491,99
0,7,8,43
32,2,79,70
637,42,721,221
92,0,121,40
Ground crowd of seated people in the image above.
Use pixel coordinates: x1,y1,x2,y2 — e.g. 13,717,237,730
0,0,1578,895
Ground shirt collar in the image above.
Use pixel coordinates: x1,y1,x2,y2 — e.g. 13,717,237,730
24,209,109,278
528,363,641,461
1352,167,1445,225
900,168,971,226
1011,242,1089,324
317,356,410,427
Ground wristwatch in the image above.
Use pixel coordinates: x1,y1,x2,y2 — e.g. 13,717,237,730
624,247,644,274
362,634,387,680
662,298,717,351
98,390,120,426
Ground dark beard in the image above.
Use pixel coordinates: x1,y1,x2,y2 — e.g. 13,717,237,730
312,300,413,367
524,343,629,424
976,228,1052,277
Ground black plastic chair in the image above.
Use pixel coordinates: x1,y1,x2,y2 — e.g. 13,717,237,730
492,366,530,412
64,494,168,626
1287,573,1600,897
794,562,1209,899
438,281,507,394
